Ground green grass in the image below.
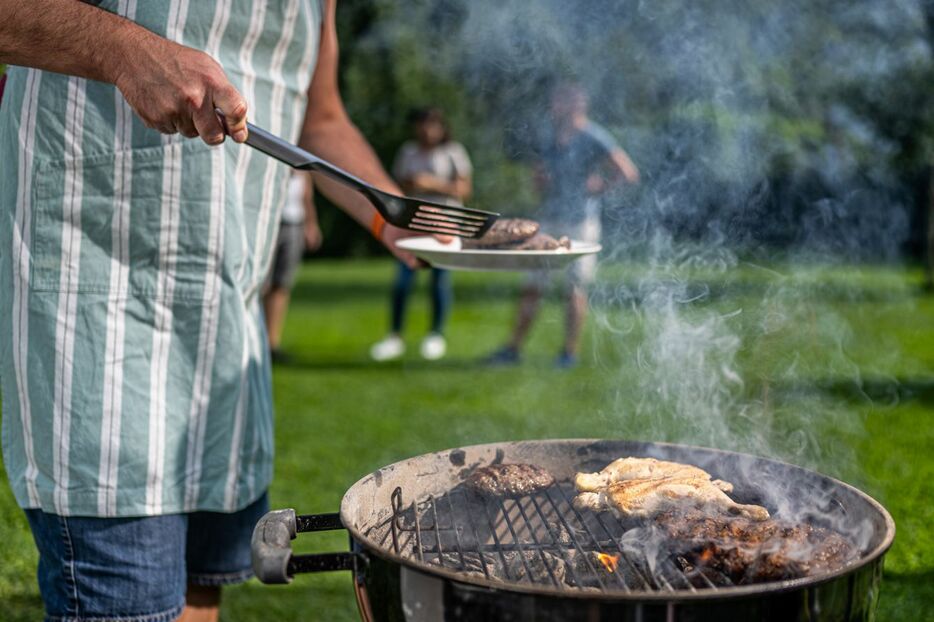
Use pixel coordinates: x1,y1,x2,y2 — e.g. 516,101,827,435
1,258,933,620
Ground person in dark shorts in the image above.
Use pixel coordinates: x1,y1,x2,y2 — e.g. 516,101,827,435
371,107,473,361
264,171,321,363
487,83,639,368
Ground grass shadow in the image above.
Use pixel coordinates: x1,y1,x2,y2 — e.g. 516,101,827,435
0,592,44,622
290,272,917,312
877,569,934,621
769,375,934,409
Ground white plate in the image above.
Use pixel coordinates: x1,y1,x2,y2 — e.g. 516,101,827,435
395,236,602,272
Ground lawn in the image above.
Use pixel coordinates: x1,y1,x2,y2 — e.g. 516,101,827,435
1,258,932,621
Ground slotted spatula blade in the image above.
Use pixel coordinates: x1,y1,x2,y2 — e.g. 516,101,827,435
228,118,498,239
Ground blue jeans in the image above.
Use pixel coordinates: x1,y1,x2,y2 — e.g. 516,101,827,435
390,262,451,335
24,493,268,622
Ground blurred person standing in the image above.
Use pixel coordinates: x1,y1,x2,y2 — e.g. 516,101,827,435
264,172,321,363
487,83,639,368
371,107,473,361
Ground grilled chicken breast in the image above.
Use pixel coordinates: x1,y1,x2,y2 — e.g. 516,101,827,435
575,457,732,492
573,457,769,521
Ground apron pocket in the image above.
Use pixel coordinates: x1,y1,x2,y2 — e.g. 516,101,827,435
31,141,220,303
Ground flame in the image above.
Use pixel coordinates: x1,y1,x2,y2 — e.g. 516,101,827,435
595,552,621,573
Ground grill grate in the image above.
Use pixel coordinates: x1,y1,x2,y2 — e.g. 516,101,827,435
377,482,717,594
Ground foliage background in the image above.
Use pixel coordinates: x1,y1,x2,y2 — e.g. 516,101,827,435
323,0,934,262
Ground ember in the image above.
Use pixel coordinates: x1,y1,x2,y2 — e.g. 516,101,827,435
595,552,620,573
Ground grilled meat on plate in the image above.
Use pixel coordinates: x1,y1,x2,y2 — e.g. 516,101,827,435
461,218,571,251
511,233,571,251
573,457,769,521
462,218,539,249
466,463,555,497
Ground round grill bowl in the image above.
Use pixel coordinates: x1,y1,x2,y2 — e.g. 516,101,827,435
339,440,894,620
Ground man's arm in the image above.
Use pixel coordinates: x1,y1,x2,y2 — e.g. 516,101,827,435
302,175,323,252
586,148,640,195
408,173,472,202
298,0,425,266
610,148,640,185
0,0,248,144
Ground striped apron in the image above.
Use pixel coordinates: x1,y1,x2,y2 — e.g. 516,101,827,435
0,0,321,517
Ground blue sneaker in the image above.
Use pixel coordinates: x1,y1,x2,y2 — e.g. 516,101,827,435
484,346,520,366
555,351,578,369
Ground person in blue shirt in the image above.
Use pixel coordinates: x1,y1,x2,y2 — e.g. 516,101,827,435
488,82,639,368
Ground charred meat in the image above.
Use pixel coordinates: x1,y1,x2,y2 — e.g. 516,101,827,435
574,457,770,521
462,218,539,248
655,509,856,585
466,463,555,497
510,233,571,251
461,218,570,251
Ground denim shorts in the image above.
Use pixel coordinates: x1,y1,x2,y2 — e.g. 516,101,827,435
24,492,268,622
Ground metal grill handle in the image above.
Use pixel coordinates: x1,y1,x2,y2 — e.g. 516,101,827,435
251,508,359,584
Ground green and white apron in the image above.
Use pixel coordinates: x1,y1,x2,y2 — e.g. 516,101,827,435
0,0,321,517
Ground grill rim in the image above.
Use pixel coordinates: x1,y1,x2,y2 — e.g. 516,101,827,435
340,439,896,601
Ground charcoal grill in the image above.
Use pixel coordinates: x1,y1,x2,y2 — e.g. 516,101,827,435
252,439,895,621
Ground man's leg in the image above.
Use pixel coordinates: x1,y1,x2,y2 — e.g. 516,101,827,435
564,284,588,357
429,268,452,335
390,262,416,335
263,222,305,356
185,493,269,622
263,287,291,351
179,585,221,622
486,272,547,365
372,262,415,361
509,285,544,351
420,268,452,360
558,217,598,364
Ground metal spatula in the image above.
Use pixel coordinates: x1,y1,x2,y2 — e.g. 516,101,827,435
223,117,498,239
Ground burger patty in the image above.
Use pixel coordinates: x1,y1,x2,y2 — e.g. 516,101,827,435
465,463,556,497
462,218,539,249
511,232,571,251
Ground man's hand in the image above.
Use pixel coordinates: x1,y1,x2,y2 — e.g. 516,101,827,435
585,173,606,195
380,222,455,269
410,172,445,194
304,220,323,252
112,32,248,145
379,224,422,269
0,0,248,145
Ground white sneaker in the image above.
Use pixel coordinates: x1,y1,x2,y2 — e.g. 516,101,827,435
420,333,447,360
370,335,405,361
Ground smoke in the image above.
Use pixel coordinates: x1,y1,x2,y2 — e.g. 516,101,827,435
351,0,922,508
